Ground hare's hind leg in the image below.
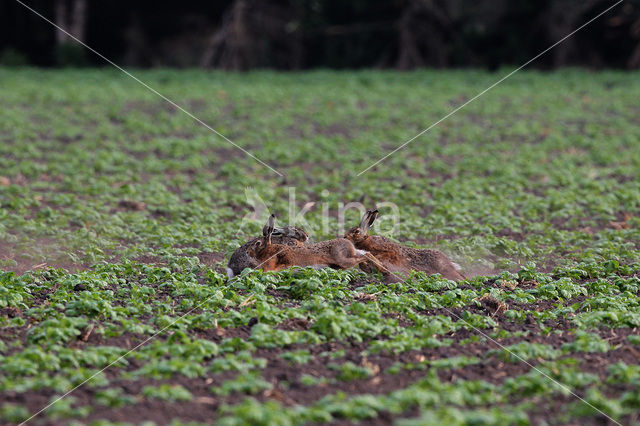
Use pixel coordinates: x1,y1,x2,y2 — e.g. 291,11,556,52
332,254,367,269
330,243,370,269
332,244,390,274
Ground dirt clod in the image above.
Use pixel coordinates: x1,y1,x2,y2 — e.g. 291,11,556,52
118,200,147,211
0,306,22,318
475,294,507,317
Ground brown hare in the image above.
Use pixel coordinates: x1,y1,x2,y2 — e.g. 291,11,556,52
345,210,465,281
226,224,309,278
249,214,389,273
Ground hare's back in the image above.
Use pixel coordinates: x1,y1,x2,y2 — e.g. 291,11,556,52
370,235,398,246
366,235,404,263
406,248,451,270
309,238,358,259
310,238,348,250
274,235,305,246
273,226,309,243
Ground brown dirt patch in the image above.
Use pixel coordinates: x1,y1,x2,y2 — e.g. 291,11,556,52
0,240,86,275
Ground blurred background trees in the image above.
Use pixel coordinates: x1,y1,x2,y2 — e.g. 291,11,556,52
1,0,639,69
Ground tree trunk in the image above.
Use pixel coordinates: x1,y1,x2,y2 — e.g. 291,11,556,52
54,0,68,43
628,41,640,69
396,1,424,70
54,0,87,42
547,0,599,67
200,0,252,70
70,0,87,41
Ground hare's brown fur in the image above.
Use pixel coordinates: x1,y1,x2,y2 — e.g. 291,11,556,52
345,210,465,281
227,225,309,278
250,214,389,273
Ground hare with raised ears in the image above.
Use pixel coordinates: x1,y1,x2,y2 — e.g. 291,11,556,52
249,214,390,273
226,224,309,278
345,210,465,281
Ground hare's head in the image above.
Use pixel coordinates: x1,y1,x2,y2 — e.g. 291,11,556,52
246,238,263,258
344,209,378,244
263,214,276,240
248,214,276,257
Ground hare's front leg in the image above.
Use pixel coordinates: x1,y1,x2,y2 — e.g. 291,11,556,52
359,253,405,283
360,252,391,275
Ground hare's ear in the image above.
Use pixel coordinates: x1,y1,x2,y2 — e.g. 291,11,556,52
248,238,262,254
263,214,276,244
367,210,379,228
359,209,379,233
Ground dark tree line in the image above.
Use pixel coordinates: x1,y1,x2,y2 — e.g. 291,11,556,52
2,0,640,69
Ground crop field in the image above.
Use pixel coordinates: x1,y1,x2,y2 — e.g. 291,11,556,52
1,68,640,425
